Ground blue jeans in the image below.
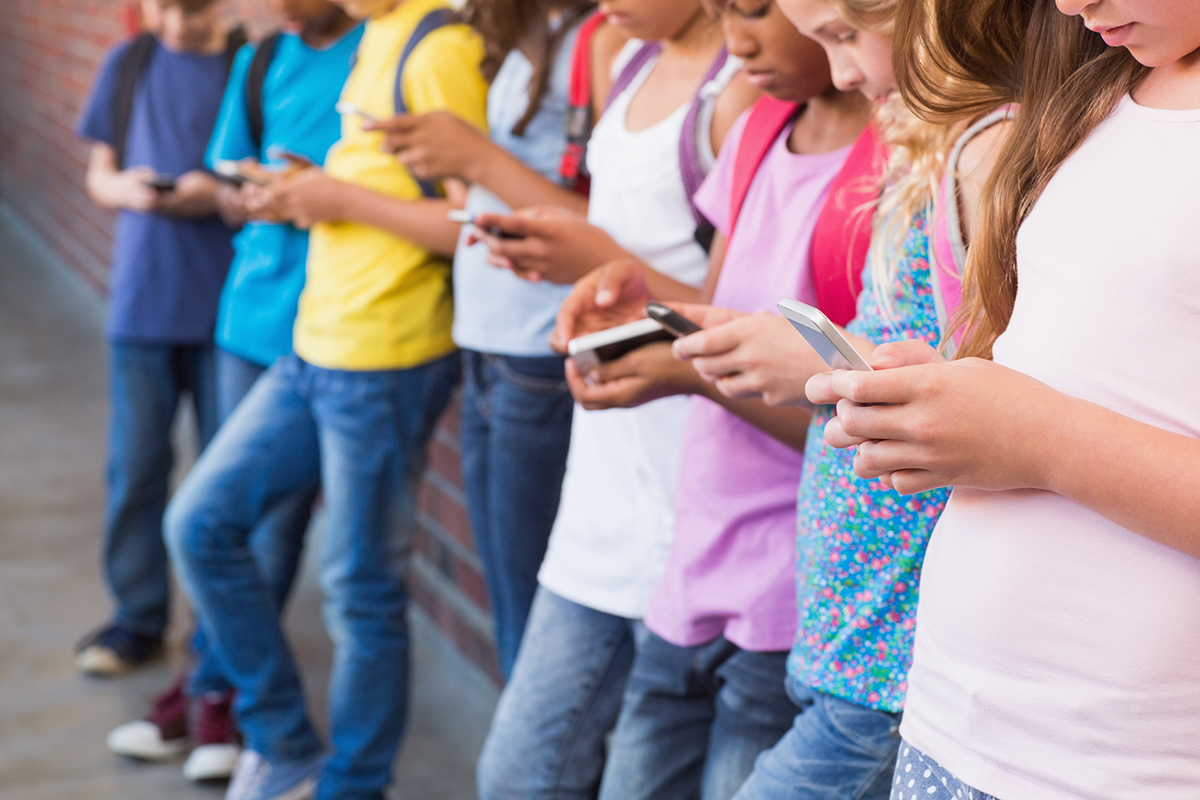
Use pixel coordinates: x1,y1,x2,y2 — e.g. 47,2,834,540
477,587,637,800
731,677,902,800
105,341,218,637
598,630,795,800
166,352,459,800
187,348,316,697
889,740,999,800
459,351,573,677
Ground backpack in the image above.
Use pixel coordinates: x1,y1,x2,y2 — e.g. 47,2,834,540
244,30,283,154
111,27,247,169
604,42,729,252
558,9,607,196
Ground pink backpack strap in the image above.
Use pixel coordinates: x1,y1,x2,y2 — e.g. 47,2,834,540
728,96,800,239
809,123,887,327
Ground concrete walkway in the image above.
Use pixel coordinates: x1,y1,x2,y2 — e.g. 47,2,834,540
0,207,496,799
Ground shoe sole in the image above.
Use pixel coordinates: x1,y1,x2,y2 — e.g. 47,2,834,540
182,744,241,782
267,776,317,800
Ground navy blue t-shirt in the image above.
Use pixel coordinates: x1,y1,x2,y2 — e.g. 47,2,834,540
76,38,235,343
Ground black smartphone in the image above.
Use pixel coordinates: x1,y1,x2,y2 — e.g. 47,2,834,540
144,174,177,192
645,301,702,338
447,209,526,240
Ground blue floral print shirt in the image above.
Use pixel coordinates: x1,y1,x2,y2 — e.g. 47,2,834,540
787,212,951,713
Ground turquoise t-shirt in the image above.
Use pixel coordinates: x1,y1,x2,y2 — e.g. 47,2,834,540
788,213,952,713
205,25,364,367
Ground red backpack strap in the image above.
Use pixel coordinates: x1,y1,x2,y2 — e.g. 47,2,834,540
809,123,887,327
728,96,801,240
558,9,606,194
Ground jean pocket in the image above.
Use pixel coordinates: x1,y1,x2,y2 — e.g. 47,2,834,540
490,355,569,396
817,692,902,761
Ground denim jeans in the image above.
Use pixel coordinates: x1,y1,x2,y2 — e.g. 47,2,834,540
889,740,999,800
477,587,637,800
731,676,902,800
598,629,795,800
460,350,573,677
105,341,218,637
187,348,316,697
166,352,459,800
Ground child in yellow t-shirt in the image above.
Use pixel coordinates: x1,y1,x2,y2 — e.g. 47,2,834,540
163,2,487,799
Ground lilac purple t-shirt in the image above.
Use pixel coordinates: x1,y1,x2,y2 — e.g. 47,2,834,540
644,109,853,652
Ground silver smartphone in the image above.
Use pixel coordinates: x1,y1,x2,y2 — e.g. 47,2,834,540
566,318,674,374
214,159,268,187
777,298,872,371
336,101,380,123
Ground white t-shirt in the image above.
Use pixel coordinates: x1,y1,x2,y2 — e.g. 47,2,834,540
537,44,740,618
902,95,1200,800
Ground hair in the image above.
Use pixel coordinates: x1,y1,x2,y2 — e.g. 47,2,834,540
156,0,220,11
897,0,1148,358
459,0,595,136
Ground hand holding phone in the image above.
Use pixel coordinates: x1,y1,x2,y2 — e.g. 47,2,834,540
645,302,702,338
447,209,525,240
336,101,380,123
777,298,872,371
214,160,269,187
144,174,176,192
566,318,674,374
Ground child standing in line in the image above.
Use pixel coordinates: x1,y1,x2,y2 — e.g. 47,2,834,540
469,0,756,796
161,0,488,797
366,0,621,679
103,0,363,782
552,2,870,796
74,0,243,676
811,0,1200,796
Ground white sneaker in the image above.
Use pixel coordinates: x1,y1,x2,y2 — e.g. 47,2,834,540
106,719,188,761
226,750,320,800
184,742,242,781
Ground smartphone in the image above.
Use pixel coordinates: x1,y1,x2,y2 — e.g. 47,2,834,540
567,318,674,374
447,209,526,240
336,101,380,123
265,146,316,168
645,301,702,338
777,298,873,371
213,159,268,187
144,174,176,192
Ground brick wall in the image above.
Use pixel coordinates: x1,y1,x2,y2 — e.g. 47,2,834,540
0,0,499,682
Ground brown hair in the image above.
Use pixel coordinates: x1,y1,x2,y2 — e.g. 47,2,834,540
459,0,595,136
156,0,221,12
897,0,1147,358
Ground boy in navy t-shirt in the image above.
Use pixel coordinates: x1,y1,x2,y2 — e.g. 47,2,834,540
74,0,239,676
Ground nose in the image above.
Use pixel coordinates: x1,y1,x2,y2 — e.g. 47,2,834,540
1055,0,1096,16
829,53,864,93
722,17,759,61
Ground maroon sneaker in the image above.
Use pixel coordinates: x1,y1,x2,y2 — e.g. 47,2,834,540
183,690,242,781
106,675,189,760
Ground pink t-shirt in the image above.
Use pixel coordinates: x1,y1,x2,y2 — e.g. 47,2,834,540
644,110,853,652
903,96,1200,799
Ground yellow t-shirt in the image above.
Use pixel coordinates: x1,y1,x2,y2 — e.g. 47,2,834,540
293,0,488,371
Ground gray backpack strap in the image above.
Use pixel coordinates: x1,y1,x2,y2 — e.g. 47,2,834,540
393,7,456,198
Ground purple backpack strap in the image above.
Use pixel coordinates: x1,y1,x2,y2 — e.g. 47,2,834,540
679,46,729,226
604,41,662,110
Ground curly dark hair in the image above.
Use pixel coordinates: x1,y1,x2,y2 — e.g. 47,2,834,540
459,0,596,136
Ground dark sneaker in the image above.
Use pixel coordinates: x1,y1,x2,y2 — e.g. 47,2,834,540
75,624,162,676
106,674,189,760
183,690,242,782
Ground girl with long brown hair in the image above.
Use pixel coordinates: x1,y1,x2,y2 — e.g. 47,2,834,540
811,1,1200,796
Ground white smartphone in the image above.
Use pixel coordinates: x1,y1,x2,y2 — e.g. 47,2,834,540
777,298,873,371
336,101,380,123
213,159,268,187
447,209,476,224
567,318,674,374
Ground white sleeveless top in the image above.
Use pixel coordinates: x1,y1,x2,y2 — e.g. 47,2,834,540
902,95,1200,799
537,43,740,618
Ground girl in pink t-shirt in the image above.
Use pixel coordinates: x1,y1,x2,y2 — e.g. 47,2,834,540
811,1,1200,797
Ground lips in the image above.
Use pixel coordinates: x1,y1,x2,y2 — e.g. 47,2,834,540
1089,21,1134,47
746,70,776,90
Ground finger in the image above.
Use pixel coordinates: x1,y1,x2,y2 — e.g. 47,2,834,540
668,303,744,329
485,253,515,271
473,212,538,239
564,358,591,401
871,339,946,370
834,398,935,444
851,437,935,481
689,352,743,381
826,366,924,406
823,414,870,449
363,113,417,132
673,322,746,360
713,373,765,400
592,260,639,307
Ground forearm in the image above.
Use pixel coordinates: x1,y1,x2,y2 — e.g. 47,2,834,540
694,381,811,452
471,146,588,216
1042,396,1200,558
338,183,461,257
644,268,703,304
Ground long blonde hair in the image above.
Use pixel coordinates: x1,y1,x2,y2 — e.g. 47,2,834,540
896,0,1147,358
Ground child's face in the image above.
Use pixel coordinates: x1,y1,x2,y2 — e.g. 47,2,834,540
777,0,894,101
330,0,395,20
155,2,225,52
1055,0,1200,68
718,0,832,103
270,0,343,28
599,0,707,41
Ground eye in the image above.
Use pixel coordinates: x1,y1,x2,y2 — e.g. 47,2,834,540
742,1,771,18
837,30,859,43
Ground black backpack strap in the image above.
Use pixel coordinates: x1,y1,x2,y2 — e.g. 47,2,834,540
111,32,157,170
224,26,248,70
245,31,282,155
393,7,456,198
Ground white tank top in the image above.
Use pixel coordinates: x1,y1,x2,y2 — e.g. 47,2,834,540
537,42,740,618
903,95,1200,800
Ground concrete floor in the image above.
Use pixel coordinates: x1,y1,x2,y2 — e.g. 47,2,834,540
0,206,497,799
